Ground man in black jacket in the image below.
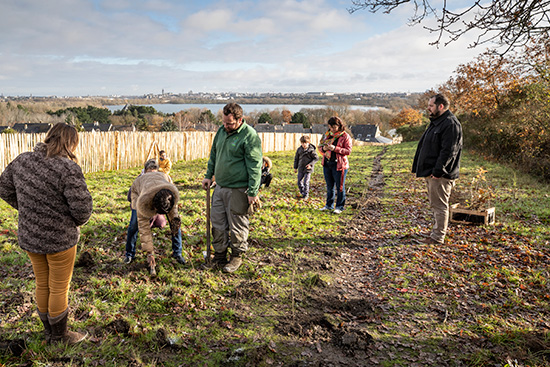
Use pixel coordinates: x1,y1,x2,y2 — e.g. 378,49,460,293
412,94,462,244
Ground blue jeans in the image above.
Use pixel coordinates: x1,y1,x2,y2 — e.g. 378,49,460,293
297,170,312,197
125,209,182,258
323,162,348,210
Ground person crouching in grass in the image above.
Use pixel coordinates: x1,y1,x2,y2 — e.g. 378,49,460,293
124,159,185,277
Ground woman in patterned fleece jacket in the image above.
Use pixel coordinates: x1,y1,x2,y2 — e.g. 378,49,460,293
0,123,93,345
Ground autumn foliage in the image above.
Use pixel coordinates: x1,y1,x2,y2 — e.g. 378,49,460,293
389,107,424,128
439,39,550,180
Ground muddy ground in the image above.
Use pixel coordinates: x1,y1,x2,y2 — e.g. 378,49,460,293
2,146,549,366
242,147,550,367
261,148,395,367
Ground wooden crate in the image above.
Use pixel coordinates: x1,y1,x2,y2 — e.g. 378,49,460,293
449,204,495,225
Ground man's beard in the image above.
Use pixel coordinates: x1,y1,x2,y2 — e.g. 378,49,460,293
429,110,441,119
224,122,241,133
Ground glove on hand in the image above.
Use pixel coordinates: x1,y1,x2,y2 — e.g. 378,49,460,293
170,216,181,236
247,200,262,215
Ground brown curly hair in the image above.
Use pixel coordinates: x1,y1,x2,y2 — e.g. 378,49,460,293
223,103,244,120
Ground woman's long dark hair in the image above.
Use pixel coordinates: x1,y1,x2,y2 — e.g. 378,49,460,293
327,116,345,132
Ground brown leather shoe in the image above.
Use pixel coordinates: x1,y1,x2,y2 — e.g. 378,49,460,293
420,237,443,245
147,254,157,277
222,253,242,273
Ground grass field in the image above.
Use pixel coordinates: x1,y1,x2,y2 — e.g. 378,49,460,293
0,142,549,366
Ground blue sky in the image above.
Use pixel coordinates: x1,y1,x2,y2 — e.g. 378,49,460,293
0,0,486,96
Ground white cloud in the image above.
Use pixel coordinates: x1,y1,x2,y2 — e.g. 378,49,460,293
185,9,234,32
0,0,490,96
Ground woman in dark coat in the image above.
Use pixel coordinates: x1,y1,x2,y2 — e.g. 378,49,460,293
0,123,93,345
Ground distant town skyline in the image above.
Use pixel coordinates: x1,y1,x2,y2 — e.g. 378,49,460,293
1,0,485,97
1,90,417,100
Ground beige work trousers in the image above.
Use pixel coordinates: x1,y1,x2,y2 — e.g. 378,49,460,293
425,177,455,243
210,186,250,254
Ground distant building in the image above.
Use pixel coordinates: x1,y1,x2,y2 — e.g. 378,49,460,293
110,124,136,132
12,123,52,134
306,92,335,96
185,123,218,132
311,124,327,135
351,124,378,141
81,122,112,132
351,124,393,144
254,123,275,133
254,123,314,135
281,124,304,133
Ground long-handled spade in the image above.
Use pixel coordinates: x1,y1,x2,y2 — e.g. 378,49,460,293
205,184,212,266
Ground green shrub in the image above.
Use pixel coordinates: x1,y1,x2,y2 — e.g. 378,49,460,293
1,127,16,134
396,123,427,142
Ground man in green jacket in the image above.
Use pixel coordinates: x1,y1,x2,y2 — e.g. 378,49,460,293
201,103,263,273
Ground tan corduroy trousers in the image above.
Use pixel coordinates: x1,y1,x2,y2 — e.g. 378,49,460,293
26,246,77,317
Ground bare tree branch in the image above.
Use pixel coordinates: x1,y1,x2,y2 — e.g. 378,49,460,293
348,0,550,53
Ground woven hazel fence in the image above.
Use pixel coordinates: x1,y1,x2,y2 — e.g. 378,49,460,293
0,131,321,174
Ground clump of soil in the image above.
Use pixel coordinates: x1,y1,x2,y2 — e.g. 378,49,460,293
105,319,130,336
75,251,95,268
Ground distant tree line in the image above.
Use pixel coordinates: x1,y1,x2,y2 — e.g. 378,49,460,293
47,106,111,129
2,101,402,136
119,93,420,110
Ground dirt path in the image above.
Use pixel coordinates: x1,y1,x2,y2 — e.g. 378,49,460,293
282,146,467,366
272,148,390,366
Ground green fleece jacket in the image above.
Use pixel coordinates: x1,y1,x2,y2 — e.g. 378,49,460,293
205,122,263,197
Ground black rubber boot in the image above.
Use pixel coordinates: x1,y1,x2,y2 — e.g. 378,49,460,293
38,310,51,344
48,308,87,345
201,250,228,270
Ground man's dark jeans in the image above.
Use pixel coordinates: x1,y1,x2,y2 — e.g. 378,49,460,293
125,209,182,258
